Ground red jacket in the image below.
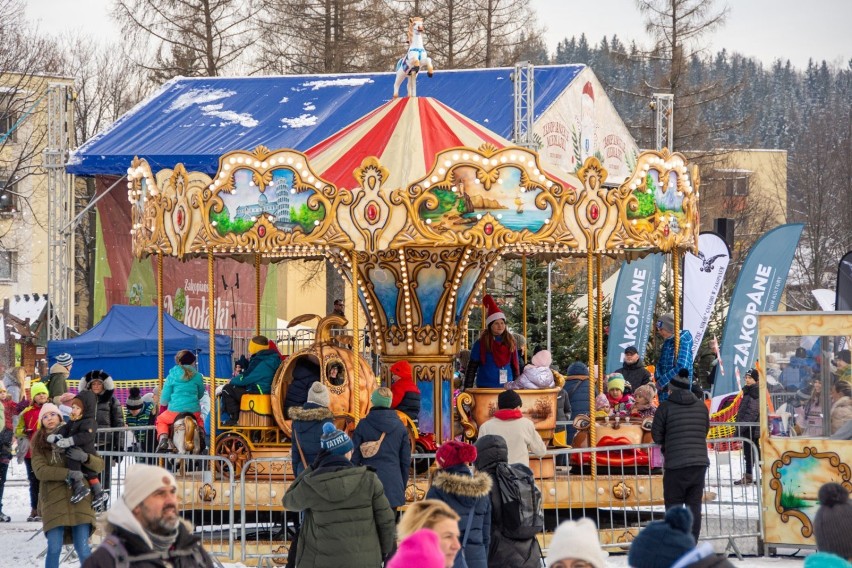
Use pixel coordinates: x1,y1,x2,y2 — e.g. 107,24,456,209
18,402,43,458
1,398,21,430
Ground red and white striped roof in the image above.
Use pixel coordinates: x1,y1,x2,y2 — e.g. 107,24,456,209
305,97,576,190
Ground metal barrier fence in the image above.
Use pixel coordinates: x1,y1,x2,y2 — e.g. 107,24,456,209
95,427,235,564
91,427,760,564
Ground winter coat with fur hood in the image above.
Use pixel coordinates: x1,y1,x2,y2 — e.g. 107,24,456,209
288,402,334,477
426,464,493,568
81,497,214,568
351,406,411,508
474,435,542,568
830,396,852,435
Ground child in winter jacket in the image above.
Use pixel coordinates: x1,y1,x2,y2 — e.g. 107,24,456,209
156,350,205,452
595,393,612,418
507,349,556,390
390,360,421,424
17,381,49,521
46,389,107,507
0,382,22,522
605,374,634,416
631,384,658,419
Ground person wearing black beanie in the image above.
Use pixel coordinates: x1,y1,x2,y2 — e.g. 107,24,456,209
813,483,852,561
651,368,711,541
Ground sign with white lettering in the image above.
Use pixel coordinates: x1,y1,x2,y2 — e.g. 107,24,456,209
684,232,730,359
713,224,804,396
605,253,665,373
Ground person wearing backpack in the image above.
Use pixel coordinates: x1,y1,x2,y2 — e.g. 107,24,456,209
351,387,411,510
426,441,492,568
474,435,542,568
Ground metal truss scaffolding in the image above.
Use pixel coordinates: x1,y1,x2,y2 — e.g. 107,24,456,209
45,83,75,340
512,61,535,149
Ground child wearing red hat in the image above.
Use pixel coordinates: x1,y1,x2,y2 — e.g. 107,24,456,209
464,295,520,389
389,360,421,423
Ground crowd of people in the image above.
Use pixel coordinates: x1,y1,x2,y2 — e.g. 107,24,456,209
0,297,850,568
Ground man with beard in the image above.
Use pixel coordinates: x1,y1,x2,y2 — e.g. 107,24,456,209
83,465,213,567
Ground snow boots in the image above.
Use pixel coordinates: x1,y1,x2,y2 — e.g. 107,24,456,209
0,510,10,522
156,434,174,453
67,470,91,504
733,474,755,485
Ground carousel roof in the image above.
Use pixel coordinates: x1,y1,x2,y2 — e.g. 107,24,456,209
67,65,585,176
303,96,576,190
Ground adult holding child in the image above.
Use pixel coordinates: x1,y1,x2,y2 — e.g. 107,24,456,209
31,402,105,568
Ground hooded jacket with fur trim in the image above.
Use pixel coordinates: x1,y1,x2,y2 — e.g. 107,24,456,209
426,465,493,568
56,389,98,454
289,403,334,476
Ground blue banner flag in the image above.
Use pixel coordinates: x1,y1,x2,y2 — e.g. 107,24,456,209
605,253,665,374
712,224,804,396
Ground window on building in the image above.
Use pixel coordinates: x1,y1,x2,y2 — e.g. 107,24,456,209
0,177,17,213
0,251,16,281
0,96,16,143
724,175,750,196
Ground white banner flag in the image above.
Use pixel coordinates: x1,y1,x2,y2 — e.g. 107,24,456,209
684,232,731,359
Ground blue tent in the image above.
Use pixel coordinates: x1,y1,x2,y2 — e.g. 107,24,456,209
67,65,585,176
47,305,233,380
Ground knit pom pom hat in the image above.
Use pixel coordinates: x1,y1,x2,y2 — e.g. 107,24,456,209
435,440,477,469
126,387,144,410
545,518,608,568
813,482,852,559
606,373,626,392
320,422,353,455
306,382,330,408
628,507,696,568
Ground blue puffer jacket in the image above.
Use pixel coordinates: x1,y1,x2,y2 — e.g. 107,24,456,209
160,365,205,413
426,464,493,568
231,349,281,394
289,403,334,477
351,406,411,508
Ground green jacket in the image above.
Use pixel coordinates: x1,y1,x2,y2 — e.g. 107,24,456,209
31,431,105,538
282,454,396,567
230,349,280,394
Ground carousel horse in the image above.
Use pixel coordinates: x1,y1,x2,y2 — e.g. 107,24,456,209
393,17,434,98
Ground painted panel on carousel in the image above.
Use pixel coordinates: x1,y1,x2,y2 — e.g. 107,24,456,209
414,264,446,326
213,168,325,236
369,266,400,326
418,165,553,234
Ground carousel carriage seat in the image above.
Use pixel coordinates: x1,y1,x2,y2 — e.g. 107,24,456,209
570,415,654,467
239,393,276,428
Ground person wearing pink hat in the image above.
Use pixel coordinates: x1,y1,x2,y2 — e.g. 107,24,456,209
464,295,520,389
397,500,462,568
31,402,105,567
426,441,492,568
387,528,446,568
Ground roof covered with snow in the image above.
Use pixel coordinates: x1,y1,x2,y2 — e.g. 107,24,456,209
8,293,48,326
67,65,585,176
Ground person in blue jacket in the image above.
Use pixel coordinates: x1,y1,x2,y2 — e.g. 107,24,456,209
464,295,520,389
289,382,334,477
218,335,282,426
155,350,205,452
426,440,492,568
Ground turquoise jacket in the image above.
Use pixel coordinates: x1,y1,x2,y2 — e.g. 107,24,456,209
160,365,205,413
231,349,280,394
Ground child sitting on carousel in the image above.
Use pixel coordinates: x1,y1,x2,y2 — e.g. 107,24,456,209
605,373,634,416
156,350,206,452
506,348,556,390
630,384,658,419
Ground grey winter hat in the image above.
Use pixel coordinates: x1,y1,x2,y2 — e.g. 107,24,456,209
656,313,675,333
307,382,330,408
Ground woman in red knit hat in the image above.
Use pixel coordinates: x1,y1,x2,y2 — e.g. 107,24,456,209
426,440,492,568
464,295,519,389
389,360,421,423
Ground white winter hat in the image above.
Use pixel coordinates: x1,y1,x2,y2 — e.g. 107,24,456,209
545,518,608,568
123,465,177,510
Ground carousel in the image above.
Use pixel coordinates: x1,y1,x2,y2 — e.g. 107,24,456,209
127,60,700,518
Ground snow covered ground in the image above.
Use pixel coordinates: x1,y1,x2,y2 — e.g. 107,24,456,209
0,454,813,567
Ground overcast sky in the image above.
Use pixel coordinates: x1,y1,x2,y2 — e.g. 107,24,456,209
25,0,851,70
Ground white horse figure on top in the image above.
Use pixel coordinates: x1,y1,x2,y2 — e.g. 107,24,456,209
393,17,434,98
